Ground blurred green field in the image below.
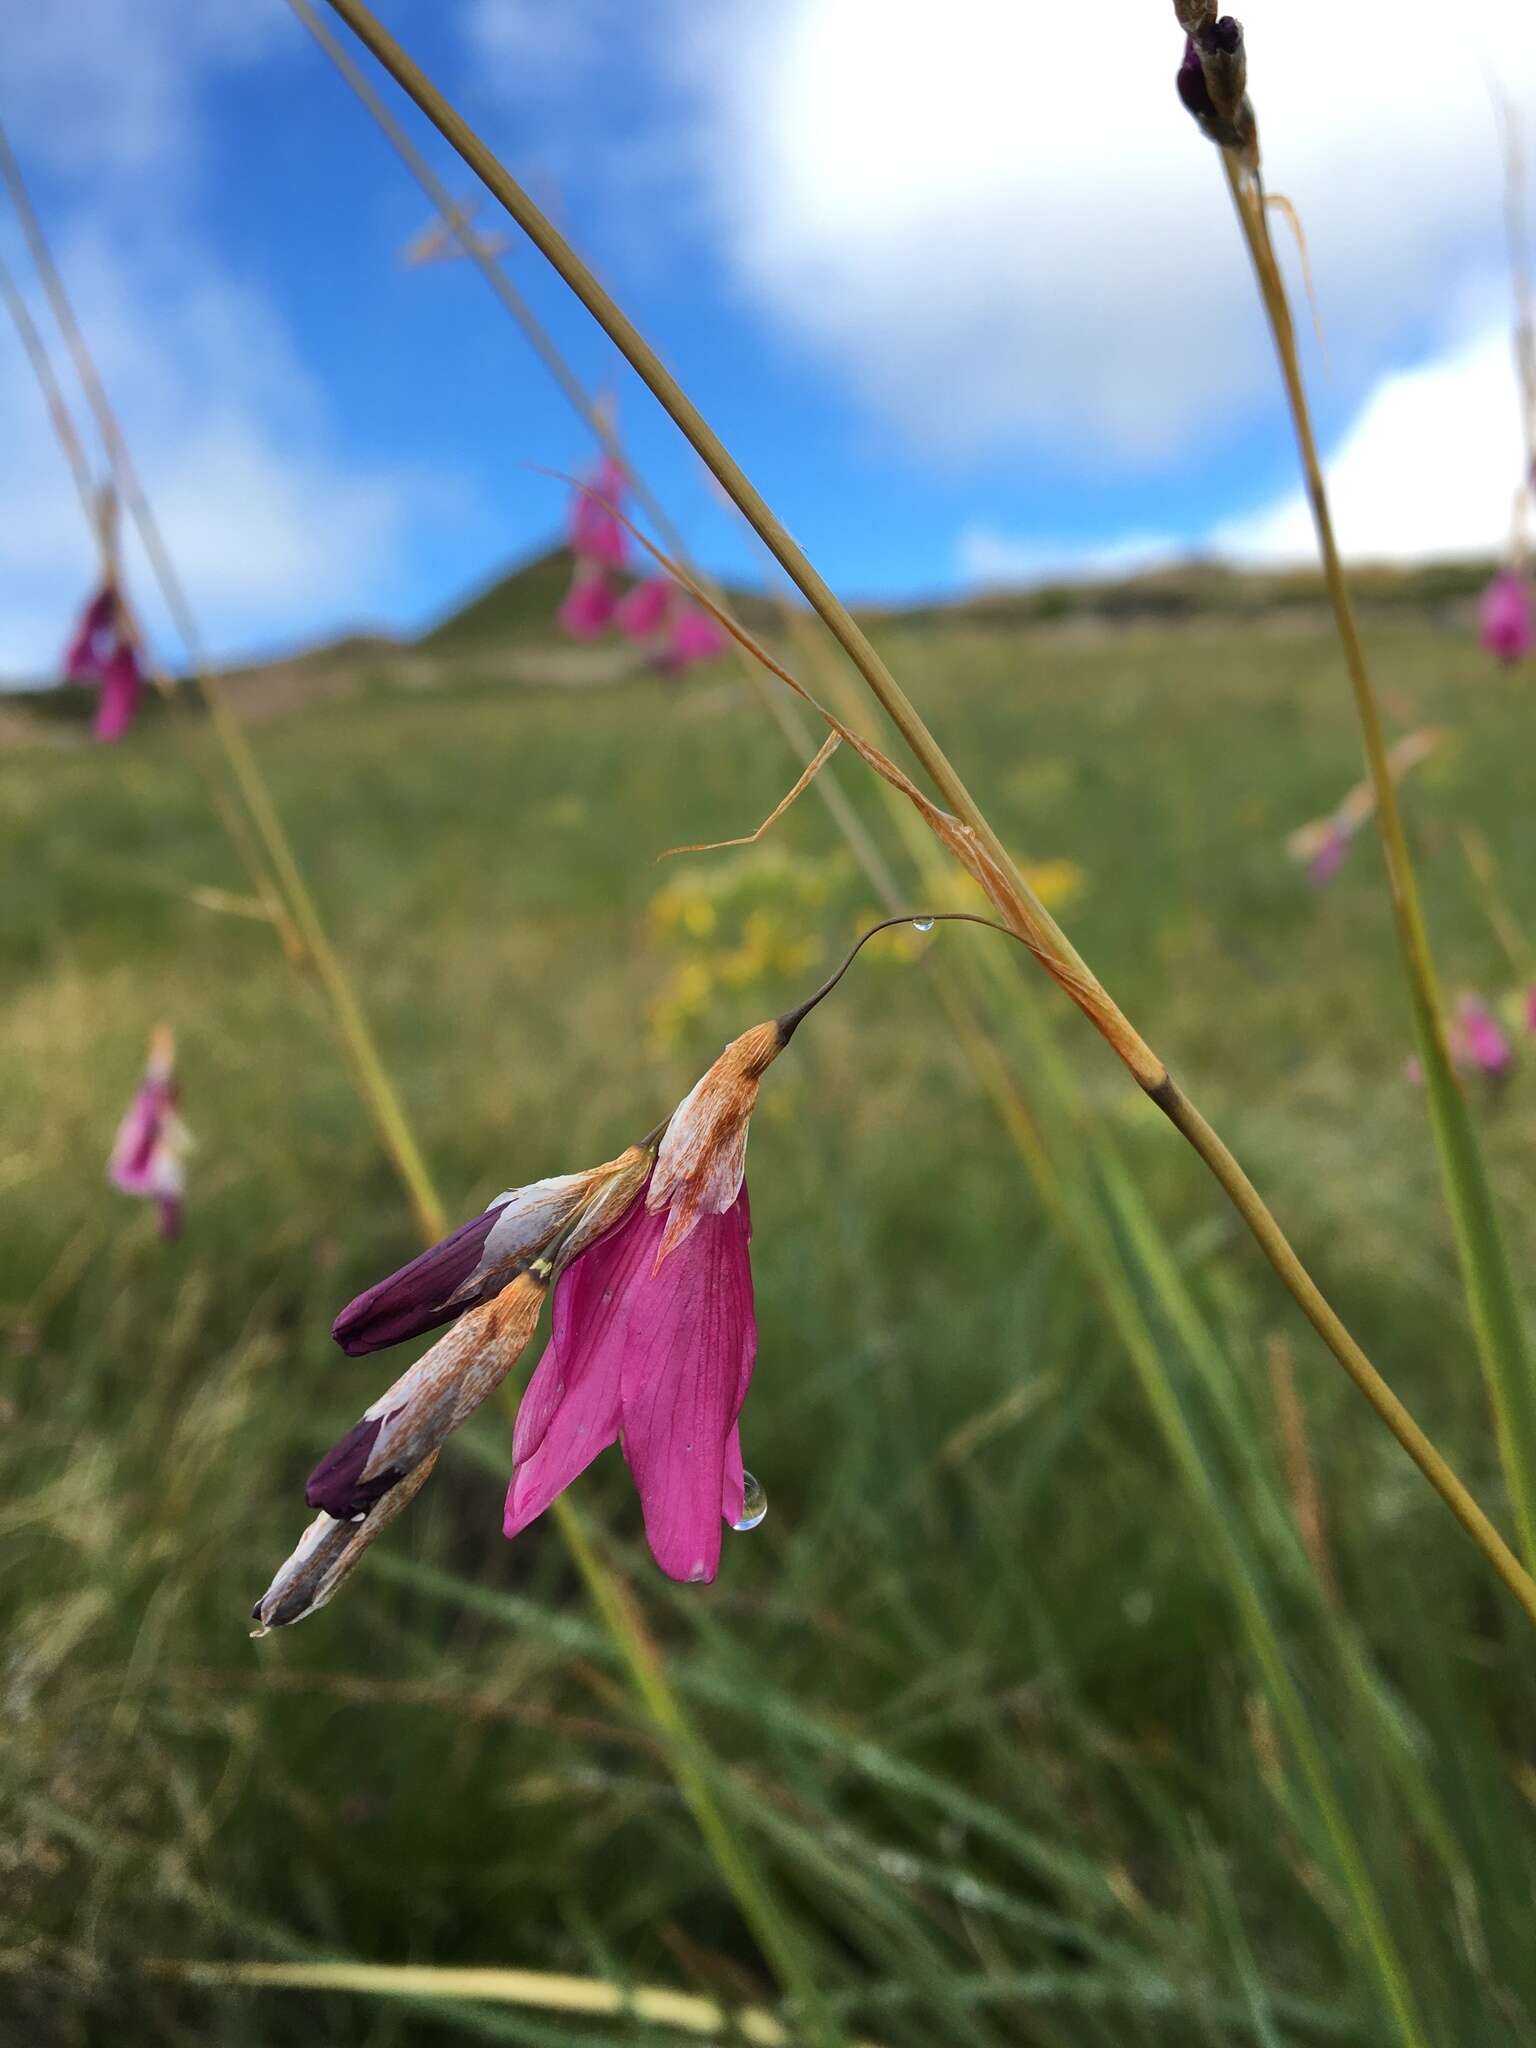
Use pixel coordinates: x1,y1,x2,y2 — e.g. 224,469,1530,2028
5,602,1536,2046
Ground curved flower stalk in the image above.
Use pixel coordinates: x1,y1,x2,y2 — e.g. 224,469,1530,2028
108,1024,189,1237
1478,569,1534,664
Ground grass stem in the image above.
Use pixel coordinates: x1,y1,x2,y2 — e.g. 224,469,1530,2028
1220,150,1536,1571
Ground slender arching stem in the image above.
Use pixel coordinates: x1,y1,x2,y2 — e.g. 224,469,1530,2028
1220,149,1536,1574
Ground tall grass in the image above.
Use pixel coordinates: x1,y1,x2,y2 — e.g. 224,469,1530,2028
7,8,1536,2043
8,629,1536,2042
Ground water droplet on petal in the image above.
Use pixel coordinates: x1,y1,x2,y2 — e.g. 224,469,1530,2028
731,1470,768,1533
912,916,935,933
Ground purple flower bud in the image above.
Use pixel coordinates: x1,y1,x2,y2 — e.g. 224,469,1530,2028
305,1413,401,1519
1176,36,1216,122
332,1205,504,1356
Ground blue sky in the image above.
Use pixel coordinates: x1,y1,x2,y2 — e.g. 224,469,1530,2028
3,0,1535,676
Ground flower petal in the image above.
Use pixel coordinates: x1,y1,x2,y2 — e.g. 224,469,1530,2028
92,645,142,743
502,1200,656,1537
721,1423,745,1529
619,1194,757,1583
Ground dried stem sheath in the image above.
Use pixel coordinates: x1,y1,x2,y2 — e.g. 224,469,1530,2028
312,0,1536,1636
1222,150,1536,1573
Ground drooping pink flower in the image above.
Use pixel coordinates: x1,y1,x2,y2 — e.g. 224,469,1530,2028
64,586,116,679
108,1025,189,1237
1456,994,1512,1076
660,604,728,673
93,644,143,742
568,455,628,571
1479,571,1535,664
558,562,617,640
505,1019,781,1581
614,575,672,642
61,581,144,742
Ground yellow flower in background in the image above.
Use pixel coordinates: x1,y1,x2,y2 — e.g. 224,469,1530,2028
1016,858,1088,912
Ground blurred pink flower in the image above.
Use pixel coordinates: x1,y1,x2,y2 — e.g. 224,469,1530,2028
662,605,728,672
1307,821,1351,887
109,1026,189,1237
93,645,144,742
568,455,628,571
62,582,144,742
1456,995,1512,1075
615,575,672,641
1479,571,1534,664
557,563,617,640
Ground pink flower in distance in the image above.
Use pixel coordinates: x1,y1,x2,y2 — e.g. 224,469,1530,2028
61,582,144,742
108,1025,189,1237
1456,995,1512,1076
93,644,144,742
64,586,116,679
558,562,617,640
568,455,628,571
661,604,728,673
1479,571,1534,664
614,575,672,642
506,1019,781,1581
1307,820,1351,887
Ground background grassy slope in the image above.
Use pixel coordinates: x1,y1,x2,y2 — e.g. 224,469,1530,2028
4,604,1536,2046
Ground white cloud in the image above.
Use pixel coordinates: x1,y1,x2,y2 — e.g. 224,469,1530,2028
957,526,1184,587
0,226,445,679
652,0,1536,463
0,16,469,679
957,318,1526,582
1212,323,1524,561
3,0,282,184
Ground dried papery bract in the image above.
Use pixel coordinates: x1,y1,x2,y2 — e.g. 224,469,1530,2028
252,1451,438,1634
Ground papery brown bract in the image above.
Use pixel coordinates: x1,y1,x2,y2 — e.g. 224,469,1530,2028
647,1020,782,1262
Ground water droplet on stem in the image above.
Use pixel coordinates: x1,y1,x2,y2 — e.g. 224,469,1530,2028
912,916,935,933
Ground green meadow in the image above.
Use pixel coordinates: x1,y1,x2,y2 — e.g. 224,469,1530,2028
5,586,1536,2044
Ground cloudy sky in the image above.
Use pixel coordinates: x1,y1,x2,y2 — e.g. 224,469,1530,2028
3,0,1535,674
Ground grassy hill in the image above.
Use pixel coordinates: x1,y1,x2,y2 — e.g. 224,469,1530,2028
5,601,1536,2044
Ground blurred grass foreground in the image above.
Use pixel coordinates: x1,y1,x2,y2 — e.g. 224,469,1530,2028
5,572,1536,2045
